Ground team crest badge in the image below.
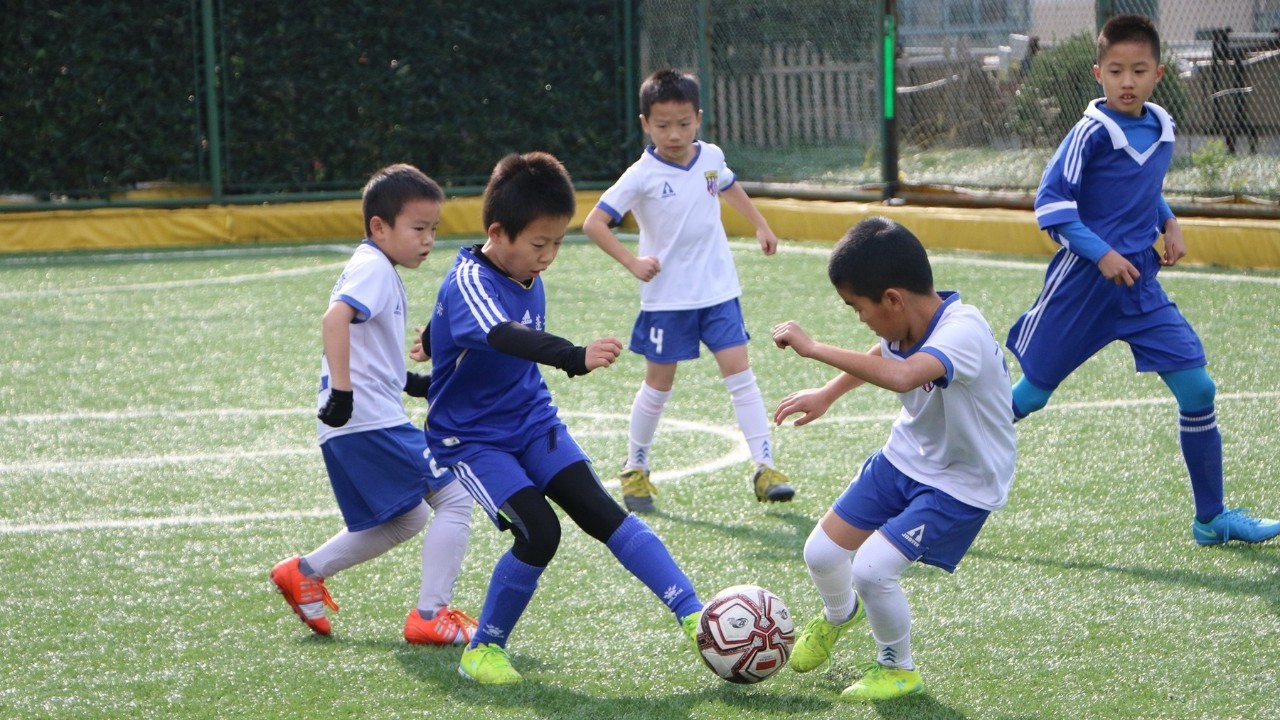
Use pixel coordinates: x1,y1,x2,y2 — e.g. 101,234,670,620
704,170,718,196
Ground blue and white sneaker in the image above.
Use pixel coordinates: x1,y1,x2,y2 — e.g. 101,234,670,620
1192,508,1280,545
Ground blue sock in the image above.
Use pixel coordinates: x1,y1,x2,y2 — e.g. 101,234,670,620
606,515,702,621
470,550,544,649
1180,406,1225,523
1011,376,1052,420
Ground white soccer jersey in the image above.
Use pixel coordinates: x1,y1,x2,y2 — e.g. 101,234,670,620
597,141,741,311
317,241,412,442
880,293,1016,511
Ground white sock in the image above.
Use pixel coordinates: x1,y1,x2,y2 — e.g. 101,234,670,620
803,524,858,624
626,383,671,470
417,480,474,612
723,369,773,467
303,501,430,578
851,531,915,670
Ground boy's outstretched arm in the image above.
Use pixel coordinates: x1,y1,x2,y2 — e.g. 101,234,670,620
773,320,944,394
720,183,778,255
774,372,865,427
486,320,622,376
583,207,661,281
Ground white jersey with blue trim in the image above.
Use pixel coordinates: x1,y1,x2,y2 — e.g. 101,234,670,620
597,141,741,311
880,292,1016,511
317,240,412,442
425,245,560,459
1034,98,1174,257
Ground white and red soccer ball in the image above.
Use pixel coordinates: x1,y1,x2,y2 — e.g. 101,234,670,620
696,584,795,684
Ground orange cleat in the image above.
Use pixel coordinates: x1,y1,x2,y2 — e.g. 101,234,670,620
404,607,478,646
270,556,339,635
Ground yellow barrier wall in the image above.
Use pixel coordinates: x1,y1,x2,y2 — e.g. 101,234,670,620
3,193,1280,269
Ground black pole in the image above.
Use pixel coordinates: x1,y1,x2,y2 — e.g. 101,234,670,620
881,0,899,203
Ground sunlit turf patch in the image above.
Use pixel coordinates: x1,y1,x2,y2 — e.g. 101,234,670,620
1,240,1279,719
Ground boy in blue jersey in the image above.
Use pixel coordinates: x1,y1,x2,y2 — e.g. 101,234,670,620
1006,15,1280,546
426,152,703,685
270,164,477,646
774,217,1015,701
583,68,793,513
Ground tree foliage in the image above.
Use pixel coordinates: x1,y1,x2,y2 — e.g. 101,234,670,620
2,1,629,198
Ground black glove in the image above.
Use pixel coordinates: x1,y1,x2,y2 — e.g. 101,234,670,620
404,371,432,399
318,389,354,427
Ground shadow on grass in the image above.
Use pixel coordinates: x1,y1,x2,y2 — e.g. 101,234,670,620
654,505,817,564
969,542,1280,613
391,644,837,719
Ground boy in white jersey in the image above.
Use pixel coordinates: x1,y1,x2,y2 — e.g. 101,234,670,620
270,164,477,646
1007,14,1280,545
583,68,792,512
772,217,1016,701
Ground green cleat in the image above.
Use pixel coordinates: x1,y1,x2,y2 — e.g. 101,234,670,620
458,643,522,685
790,601,865,673
619,467,658,513
839,662,923,701
752,465,795,503
681,610,702,656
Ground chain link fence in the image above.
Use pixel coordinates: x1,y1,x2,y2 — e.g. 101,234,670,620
635,0,1280,205
7,1,1280,210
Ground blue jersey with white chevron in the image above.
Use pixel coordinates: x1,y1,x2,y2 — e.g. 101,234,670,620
425,245,560,458
1034,98,1175,257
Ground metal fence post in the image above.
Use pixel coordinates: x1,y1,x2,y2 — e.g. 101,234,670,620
881,0,899,202
200,0,223,203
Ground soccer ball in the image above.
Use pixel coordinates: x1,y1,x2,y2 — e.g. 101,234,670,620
696,584,795,684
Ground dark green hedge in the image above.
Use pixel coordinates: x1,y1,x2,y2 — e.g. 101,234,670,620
0,2,202,196
1,1,631,198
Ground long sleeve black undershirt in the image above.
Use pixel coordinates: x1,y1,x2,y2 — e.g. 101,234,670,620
486,321,590,377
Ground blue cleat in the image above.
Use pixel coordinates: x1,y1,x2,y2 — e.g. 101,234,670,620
1192,508,1280,545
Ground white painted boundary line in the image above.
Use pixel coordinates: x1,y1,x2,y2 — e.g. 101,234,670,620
0,410,748,534
753,240,1280,286
0,261,350,301
6,394,1279,534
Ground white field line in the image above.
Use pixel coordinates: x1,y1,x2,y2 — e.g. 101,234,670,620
0,411,748,534
5,392,1279,534
750,240,1280,286
0,261,351,300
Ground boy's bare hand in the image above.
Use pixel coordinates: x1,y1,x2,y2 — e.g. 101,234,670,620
774,388,833,426
1160,221,1186,266
627,256,661,282
1097,250,1139,287
585,337,623,371
772,320,815,356
758,228,779,256
409,325,430,362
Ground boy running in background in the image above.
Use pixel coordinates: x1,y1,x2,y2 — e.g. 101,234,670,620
1006,14,1280,545
774,217,1016,701
582,68,792,513
427,152,703,685
271,164,476,645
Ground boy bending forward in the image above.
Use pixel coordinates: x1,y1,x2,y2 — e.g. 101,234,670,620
773,217,1016,701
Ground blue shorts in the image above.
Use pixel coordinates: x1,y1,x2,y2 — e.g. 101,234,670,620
444,419,590,529
320,423,455,532
629,298,750,363
832,451,990,573
1006,247,1206,390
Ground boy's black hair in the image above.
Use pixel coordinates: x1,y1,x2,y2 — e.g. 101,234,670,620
828,217,933,301
1097,14,1160,63
362,163,443,237
639,68,700,117
483,152,576,241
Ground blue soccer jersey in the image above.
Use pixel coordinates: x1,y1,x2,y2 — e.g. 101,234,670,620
1034,99,1174,256
425,245,561,461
